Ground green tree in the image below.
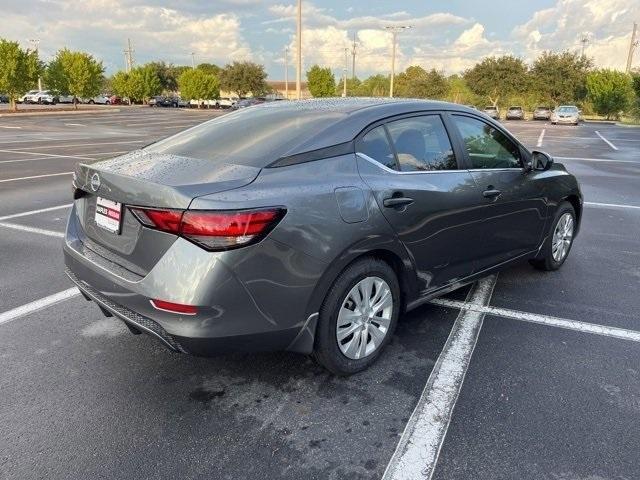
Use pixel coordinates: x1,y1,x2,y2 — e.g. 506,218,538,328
394,66,448,99
0,39,40,111
128,65,162,104
464,55,529,107
631,72,640,119
111,71,134,103
446,75,481,106
196,63,221,77
355,74,390,97
586,69,634,119
178,68,219,107
44,56,68,95
335,77,361,96
52,49,104,109
530,51,592,105
147,61,180,92
306,65,336,97
220,61,268,97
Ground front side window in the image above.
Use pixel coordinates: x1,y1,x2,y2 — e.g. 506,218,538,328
386,115,457,172
357,126,396,170
452,115,522,169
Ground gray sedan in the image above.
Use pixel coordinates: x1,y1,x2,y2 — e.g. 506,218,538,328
64,98,582,375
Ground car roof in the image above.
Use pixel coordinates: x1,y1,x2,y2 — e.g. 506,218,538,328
256,98,479,156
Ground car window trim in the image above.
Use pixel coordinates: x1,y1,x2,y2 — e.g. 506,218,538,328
449,112,528,170
356,152,465,175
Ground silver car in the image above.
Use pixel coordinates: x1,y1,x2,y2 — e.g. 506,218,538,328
64,99,582,374
551,105,580,125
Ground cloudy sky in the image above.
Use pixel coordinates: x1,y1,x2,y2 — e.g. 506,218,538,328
3,0,639,78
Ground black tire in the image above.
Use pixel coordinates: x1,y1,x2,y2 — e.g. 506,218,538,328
530,201,576,271
312,257,400,376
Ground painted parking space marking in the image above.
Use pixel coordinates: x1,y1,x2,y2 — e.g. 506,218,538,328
0,204,71,222
585,201,640,210
0,149,92,160
0,288,80,326
0,222,65,238
382,275,498,480
555,156,638,164
595,131,619,151
431,298,640,343
0,139,147,151
64,123,86,127
0,172,73,183
0,125,22,129
536,129,545,147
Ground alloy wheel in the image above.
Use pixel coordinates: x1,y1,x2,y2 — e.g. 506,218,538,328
552,213,574,262
336,276,393,360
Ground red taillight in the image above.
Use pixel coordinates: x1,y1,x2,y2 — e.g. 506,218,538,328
150,299,198,315
130,208,183,234
130,206,285,251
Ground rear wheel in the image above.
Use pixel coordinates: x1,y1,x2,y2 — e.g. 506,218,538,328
530,202,576,271
313,257,400,375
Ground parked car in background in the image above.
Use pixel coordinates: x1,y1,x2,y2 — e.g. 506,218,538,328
551,105,580,126
483,105,500,119
217,97,238,109
533,106,552,121
64,99,582,375
83,94,111,105
232,98,263,109
506,106,524,120
149,96,164,107
57,94,76,104
0,94,9,103
109,95,125,105
176,97,189,108
18,90,39,104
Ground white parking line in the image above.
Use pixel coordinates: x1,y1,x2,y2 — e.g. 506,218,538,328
0,125,22,129
555,156,638,164
431,298,640,343
64,123,86,127
0,149,91,160
0,172,73,183
383,275,498,480
585,201,640,210
0,204,71,222
0,156,62,164
595,130,619,151
536,129,545,147
0,288,80,326
0,140,147,151
0,222,65,237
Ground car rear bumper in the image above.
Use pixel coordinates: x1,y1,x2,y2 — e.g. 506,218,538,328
63,204,322,356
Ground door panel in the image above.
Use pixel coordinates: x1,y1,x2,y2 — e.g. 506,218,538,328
450,114,547,269
356,117,487,293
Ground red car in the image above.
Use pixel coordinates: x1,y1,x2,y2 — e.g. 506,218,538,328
109,95,125,105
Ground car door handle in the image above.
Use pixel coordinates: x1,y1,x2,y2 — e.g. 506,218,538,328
383,197,414,208
482,189,502,198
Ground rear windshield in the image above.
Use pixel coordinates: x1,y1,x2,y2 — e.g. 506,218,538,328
558,106,578,113
509,107,522,110
144,107,346,167
485,106,497,110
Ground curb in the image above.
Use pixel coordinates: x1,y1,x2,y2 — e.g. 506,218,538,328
0,108,121,118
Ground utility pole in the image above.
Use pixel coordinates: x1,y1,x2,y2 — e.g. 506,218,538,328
351,32,357,80
579,33,590,57
284,46,289,100
626,22,638,73
296,0,302,99
343,47,349,97
28,39,42,91
191,52,196,69
385,25,412,98
124,39,134,73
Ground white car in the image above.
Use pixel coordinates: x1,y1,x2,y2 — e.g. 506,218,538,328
18,90,40,104
82,94,111,105
57,94,76,104
38,91,58,105
551,105,581,126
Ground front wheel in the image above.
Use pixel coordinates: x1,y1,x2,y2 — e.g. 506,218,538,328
531,202,576,271
313,257,400,375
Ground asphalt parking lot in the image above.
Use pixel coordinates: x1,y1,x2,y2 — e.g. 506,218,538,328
1,109,639,480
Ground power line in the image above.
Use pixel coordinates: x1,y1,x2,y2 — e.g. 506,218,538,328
579,32,590,57
296,0,302,99
284,46,289,99
124,38,134,73
351,32,357,80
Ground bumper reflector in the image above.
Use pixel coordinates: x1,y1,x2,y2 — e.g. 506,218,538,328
150,299,198,316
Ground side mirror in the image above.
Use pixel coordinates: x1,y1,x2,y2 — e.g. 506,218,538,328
531,150,554,171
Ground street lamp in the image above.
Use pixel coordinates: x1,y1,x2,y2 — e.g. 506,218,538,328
384,25,412,98
28,38,42,91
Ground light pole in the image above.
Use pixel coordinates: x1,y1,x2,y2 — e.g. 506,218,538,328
284,46,289,99
191,52,196,69
384,25,412,98
28,39,42,91
343,47,348,97
296,0,302,99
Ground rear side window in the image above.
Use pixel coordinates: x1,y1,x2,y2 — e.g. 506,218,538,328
357,126,396,169
386,115,457,172
452,115,522,169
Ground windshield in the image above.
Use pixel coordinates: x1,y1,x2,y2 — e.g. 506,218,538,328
509,107,521,111
144,106,347,167
485,106,497,111
558,106,578,113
